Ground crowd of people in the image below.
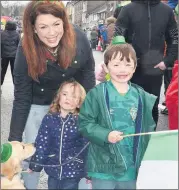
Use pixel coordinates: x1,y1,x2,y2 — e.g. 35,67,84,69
0,0,178,189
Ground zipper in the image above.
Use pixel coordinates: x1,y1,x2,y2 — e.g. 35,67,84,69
148,1,151,50
134,94,143,169
68,156,84,163
102,84,127,170
59,115,70,179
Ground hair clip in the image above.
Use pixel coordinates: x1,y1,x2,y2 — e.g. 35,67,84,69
112,36,126,45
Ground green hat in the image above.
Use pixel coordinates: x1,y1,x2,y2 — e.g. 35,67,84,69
1,143,12,163
112,36,126,45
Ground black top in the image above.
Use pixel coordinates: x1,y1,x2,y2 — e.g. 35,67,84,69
1,28,20,58
8,26,96,142
115,0,178,75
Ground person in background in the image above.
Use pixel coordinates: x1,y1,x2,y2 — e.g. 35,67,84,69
161,0,178,115
29,80,88,189
96,0,178,127
106,16,117,45
90,28,98,50
1,21,20,86
114,0,178,125
8,1,95,189
166,60,178,130
167,0,178,9
99,24,108,52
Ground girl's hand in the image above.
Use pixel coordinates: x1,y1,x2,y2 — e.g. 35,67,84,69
86,179,92,184
86,179,92,189
108,131,123,143
27,169,33,173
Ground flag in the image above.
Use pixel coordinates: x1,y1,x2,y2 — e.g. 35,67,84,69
137,130,178,189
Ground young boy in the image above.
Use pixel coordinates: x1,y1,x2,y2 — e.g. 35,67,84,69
78,36,157,189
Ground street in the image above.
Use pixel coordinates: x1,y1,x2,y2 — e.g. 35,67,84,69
1,50,168,189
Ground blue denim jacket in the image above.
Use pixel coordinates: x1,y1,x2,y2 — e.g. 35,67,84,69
29,113,88,180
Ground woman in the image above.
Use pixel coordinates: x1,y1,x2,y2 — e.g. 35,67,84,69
1,21,20,85
8,1,95,189
106,16,116,45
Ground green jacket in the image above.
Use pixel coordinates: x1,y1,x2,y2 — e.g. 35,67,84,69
79,82,157,177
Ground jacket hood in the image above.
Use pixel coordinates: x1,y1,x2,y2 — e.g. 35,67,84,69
131,0,161,5
5,21,17,31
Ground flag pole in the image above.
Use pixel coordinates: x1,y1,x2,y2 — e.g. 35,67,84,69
123,129,178,138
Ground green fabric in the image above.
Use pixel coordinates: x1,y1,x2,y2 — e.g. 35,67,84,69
108,81,138,180
79,81,157,177
112,36,126,45
1,143,12,163
88,167,136,181
143,130,178,161
88,81,138,181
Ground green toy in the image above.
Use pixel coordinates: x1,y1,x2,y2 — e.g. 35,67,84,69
1,143,12,163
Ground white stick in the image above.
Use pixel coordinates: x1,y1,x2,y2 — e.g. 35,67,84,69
123,129,178,138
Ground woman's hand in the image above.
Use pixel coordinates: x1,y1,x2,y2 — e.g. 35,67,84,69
95,63,107,82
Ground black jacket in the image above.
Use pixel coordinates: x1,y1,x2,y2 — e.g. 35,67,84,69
1,21,20,58
115,0,178,75
8,26,96,142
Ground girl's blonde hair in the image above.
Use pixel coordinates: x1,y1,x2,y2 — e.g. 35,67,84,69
49,80,86,114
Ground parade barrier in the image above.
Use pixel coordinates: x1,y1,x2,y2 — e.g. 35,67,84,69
136,130,178,189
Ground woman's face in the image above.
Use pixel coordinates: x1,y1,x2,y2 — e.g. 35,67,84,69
34,14,64,49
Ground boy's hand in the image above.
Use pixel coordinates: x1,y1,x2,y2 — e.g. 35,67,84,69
108,131,123,143
154,61,166,70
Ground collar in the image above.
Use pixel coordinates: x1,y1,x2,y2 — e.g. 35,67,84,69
58,112,78,123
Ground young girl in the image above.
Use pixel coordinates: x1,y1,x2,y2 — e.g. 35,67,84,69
29,80,87,189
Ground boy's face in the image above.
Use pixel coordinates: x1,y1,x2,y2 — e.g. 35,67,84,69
105,52,136,84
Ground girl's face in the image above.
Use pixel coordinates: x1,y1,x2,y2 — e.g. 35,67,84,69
34,14,64,49
59,83,80,114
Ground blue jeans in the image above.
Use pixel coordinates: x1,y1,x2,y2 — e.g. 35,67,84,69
21,105,49,189
48,176,80,189
92,178,136,190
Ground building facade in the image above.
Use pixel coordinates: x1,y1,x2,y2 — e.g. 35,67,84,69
66,1,75,24
74,1,83,27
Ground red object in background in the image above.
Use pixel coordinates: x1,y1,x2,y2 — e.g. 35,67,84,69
166,60,178,130
96,37,102,51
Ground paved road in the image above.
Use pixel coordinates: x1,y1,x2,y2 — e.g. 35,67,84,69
1,50,168,189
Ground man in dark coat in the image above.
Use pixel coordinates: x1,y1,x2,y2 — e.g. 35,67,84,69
1,21,20,85
114,0,178,126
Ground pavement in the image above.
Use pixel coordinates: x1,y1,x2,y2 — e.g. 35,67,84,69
1,50,168,189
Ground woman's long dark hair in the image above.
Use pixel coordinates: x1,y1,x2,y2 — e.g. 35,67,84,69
22,1,76,80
